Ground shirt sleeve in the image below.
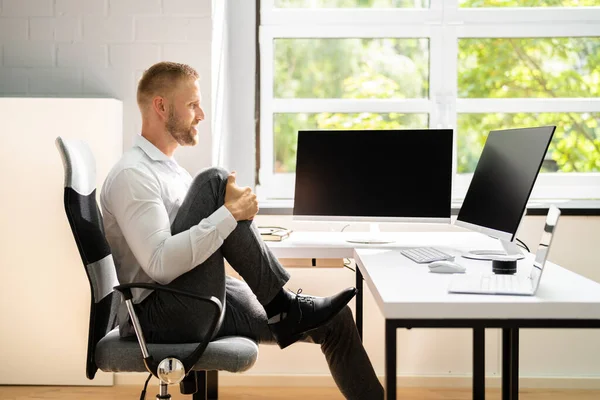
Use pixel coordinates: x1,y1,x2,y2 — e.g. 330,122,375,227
106,167,237,285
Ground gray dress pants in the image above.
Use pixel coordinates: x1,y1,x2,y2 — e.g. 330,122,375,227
136,167,384,400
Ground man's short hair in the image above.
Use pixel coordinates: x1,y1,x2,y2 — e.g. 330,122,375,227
137,62,199,110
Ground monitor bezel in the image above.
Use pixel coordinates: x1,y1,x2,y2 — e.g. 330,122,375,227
453,218,514,242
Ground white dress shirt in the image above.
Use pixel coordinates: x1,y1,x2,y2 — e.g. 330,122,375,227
100,135,237,304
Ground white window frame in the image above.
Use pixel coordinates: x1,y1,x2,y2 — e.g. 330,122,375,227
259,0,600,201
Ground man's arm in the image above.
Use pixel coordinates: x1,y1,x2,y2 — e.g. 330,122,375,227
106,167,237,285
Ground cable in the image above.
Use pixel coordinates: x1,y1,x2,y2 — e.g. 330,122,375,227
343,257,355,272
515,238,530,253
340,224,351,232
139,373,152,400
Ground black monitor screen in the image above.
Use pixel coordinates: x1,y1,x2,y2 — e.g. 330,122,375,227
457,126,556,239
293,129,453,220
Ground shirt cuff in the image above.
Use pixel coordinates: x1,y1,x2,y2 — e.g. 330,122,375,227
207,205,238,239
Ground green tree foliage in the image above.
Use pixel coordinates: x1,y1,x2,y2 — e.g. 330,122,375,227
272,0,600,174
275,38,428,99
460,0,599,7
274,38,428,172
458,36,600,172
275,0,428,8
274,112,428,172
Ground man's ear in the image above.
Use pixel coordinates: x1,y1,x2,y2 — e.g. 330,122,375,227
152,96,168,120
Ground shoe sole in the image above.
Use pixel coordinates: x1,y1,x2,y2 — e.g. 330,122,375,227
276,332,304,349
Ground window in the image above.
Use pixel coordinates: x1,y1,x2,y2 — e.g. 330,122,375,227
275,0,429,8
457,113,600,173
458,0,598,7
458,37,600,174
259,0,600,200
275,112,429,172
274,38,429,99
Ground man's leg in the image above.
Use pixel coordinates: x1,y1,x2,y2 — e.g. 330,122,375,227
220,277,384,400
168,167,289,305
155,167,355,347
135,167,248,343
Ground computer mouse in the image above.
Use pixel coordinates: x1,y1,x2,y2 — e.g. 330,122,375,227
428,260,466,274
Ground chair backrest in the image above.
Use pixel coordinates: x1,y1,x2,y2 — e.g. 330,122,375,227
55,137,120,380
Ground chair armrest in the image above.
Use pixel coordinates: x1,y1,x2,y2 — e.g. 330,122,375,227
114,283,223,312
113,283,223,377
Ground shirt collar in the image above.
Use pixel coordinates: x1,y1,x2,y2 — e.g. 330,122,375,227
134,135,172,162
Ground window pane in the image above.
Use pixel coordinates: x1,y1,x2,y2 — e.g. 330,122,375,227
460,0,599,7
458,37,600,99
274,38,429,99
274,112,429,172
275,0,429,8
457,113,600,173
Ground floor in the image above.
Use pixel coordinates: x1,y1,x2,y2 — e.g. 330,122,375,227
1,386,600,400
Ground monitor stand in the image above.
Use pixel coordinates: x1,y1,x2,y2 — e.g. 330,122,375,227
345,223,395,245
462,239,525,261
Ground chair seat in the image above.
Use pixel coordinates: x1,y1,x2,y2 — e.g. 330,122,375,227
96,329,258,373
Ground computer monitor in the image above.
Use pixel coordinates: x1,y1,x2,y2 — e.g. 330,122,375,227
455,126,556,260
293,129,453,244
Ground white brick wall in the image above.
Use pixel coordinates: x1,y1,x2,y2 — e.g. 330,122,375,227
164,0,212,16
83,16,135,42
0,0,213,171
3,42,55,67
136,17,211,42
29,17,82,42
55,0,106,16
108,0,162,15
57,43,107,68
2,0,54,17
0,18,28,40
109,44,161,69
29,67,83,94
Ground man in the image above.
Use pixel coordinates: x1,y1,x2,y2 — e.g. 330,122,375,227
100,61,384,399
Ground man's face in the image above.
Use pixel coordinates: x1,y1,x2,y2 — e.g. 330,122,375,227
166,78,204,146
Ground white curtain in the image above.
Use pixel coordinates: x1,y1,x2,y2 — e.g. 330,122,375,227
211,0,256,188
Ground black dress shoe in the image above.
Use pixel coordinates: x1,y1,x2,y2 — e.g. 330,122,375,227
268,287,357,349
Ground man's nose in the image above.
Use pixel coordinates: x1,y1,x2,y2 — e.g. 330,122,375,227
197,107,205,121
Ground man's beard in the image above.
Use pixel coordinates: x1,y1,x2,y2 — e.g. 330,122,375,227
166,106,198,146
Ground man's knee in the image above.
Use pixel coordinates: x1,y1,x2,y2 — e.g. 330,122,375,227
198,167,229,179
196,166,229,182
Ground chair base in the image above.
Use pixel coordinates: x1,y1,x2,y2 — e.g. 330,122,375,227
141,371,219,400
157,382,171,399
181,372,198,395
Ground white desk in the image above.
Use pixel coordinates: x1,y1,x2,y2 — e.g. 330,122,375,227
267,230,509,343
266,230,493,259
268,231,600,400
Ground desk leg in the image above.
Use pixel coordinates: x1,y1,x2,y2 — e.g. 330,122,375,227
473,328,485,400
356,266,363,341
511,329,519,400
502,329,511,400
502,328,520,400
385,320,397,400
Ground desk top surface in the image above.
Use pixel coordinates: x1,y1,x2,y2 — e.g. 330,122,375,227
267,230,483,258
352,233,600,320
267,231,600,320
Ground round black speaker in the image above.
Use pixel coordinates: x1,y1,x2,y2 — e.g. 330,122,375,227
492,259,517,275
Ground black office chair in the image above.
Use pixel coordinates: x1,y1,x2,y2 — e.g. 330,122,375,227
56,136,258,399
